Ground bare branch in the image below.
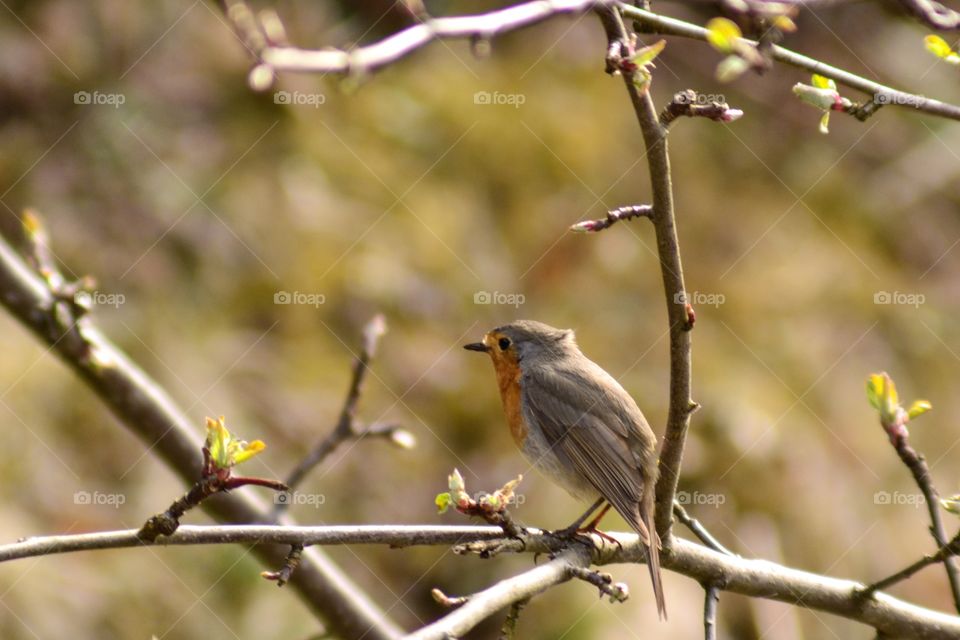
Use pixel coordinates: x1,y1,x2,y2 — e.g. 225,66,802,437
570,204,654,232
3,524,960,638
222,0,616,78
595,6,695,540
279,313,412,514
0,220,402,640
674,503,735,556
865,530,960,595
898,0,960,29
703,583,720,640
622,5,960,122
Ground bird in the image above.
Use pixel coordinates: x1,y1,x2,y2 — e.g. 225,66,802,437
464,319,665,619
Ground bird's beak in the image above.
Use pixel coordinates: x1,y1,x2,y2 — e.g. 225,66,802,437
463,342,490,353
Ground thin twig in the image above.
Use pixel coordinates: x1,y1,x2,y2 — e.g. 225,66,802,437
891,438,960,611
865,530,960,595
674,503,734,556
595,6,695,540
570,204,654,232
703,583,720,640
622,5,960,122
279,313,411,513
498,598,529,639
261,543,304,586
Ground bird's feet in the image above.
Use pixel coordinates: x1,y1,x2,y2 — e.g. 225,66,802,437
550,523,623,552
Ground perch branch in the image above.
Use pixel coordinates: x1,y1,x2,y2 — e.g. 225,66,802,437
2,525,960,638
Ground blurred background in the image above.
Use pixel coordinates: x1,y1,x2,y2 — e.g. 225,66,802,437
0,0,958,638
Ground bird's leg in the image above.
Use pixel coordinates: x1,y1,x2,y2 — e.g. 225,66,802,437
553,498,606,538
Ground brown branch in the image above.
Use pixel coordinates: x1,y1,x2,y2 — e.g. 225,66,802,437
0,218,402,640
659,90,743,128
674,502,735,556
570,204,653,232
4,524,960,638
278,313,412,516
622,5,960,122
220,0,617,78
703,583,720,640
595,6,695,540
865,530,960,595
890,433,960,611
898,0,960,29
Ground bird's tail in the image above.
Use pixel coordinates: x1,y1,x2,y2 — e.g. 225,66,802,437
642,488,667,620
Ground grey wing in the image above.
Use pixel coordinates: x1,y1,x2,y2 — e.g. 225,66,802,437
520,359,655,539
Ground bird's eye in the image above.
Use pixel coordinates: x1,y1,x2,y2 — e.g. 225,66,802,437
498,337,511,351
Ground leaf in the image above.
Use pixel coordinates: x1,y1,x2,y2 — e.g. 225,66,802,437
716,55,750,83
448,468,465,493
706,18,742,54
866,374,884,410
772,15,797,33
925,34,954,59
941,495,960,515
632,39,666,66
907,399,932,419
811,74,836,91
232,439,266,464
819,112,831,135
792,83,839,111
435,492,452,514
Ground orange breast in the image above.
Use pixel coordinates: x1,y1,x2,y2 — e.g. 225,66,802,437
493,358,527,448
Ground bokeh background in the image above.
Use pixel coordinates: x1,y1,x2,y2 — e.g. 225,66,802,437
0,0,959,638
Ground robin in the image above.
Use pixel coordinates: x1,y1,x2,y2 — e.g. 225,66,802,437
465,319,666,619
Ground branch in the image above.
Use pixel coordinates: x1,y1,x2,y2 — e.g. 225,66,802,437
595,6,695,539
703,583,720,640
674,502,735,556
890,428,960,610
279,313,412,516
222,0,616,78
899,0,960,29
569,204,653,232
4,524,960,638
622,5,960,122
866,530,960,594
0,219,402,640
